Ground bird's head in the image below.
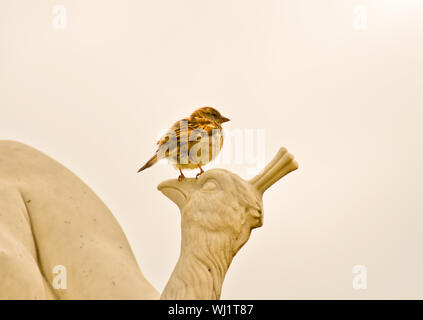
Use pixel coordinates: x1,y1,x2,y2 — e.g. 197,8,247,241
190,107,230,124
158,148,298,251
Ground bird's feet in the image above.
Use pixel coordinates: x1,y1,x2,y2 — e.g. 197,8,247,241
195,172,204,179
196,165,205,179
178,169,186,181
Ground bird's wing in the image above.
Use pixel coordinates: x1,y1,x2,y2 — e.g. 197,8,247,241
156,118,190,147
156,118,217,146
155,117,220,159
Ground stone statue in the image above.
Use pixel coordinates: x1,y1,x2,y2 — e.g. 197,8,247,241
0,141,297,299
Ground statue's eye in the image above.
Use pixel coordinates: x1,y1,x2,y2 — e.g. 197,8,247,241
202,180,217,191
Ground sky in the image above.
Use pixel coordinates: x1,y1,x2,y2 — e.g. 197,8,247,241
1,0,423,298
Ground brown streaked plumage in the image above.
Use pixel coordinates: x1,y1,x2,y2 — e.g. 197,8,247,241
138,107,230,180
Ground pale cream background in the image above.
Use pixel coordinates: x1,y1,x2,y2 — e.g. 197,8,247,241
1,0,422,299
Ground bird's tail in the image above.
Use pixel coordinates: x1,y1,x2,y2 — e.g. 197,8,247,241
137,154,158,173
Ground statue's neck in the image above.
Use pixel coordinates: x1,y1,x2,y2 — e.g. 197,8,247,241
160,226,234,300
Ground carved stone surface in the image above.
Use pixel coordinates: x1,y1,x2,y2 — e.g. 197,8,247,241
0,141,297,299
0,141,159,299
159,148,298,299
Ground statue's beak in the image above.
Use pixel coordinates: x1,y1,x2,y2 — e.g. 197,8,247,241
157,178,197,210
221,116,230,123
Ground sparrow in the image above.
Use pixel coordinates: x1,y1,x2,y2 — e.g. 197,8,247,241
137,107,230,180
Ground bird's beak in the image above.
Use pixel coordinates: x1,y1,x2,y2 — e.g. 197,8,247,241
221,116,230,123
157,178,197,210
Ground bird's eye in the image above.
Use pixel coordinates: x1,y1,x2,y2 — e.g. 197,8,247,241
201,180,217,191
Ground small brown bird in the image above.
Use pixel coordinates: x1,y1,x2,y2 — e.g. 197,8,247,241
138,107,230,180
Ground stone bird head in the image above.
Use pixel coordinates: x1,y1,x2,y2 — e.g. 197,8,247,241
158,147,298,252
